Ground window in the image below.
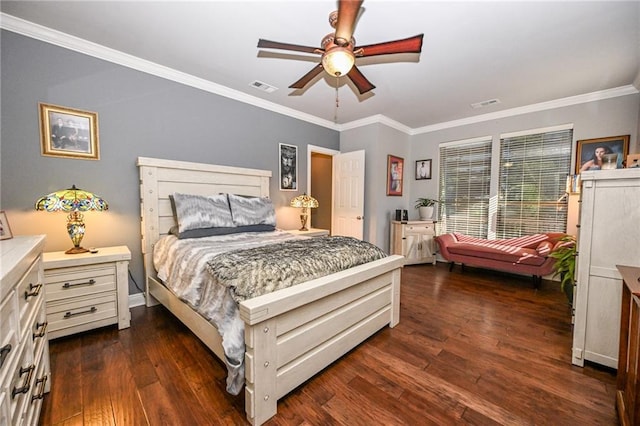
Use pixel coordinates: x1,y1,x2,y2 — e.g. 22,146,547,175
497,128,572,238
438,126,573,240
439,138,492,238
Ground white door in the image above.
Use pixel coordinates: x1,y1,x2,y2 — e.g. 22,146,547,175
332,150,365,239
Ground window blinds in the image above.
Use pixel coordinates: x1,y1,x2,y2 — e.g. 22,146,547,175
497,128,572,239
439,139,492,238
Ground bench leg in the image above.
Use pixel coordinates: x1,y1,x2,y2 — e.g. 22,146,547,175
532,275,541,289
448,262,454,272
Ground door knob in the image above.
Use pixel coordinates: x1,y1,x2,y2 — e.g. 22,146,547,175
357,216,363,220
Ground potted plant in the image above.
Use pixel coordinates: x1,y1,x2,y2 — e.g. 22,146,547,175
549,235,577,305
414,198,439,220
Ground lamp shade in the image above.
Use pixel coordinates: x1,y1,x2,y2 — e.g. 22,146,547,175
35,185,108,212
322,47,355,77
290,193,319,209
35,185,108,254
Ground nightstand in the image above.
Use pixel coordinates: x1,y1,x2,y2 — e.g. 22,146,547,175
285,228,330,237
42,246,131,339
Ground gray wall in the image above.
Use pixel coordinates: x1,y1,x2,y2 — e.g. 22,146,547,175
340,123,410,252
1,31,339,295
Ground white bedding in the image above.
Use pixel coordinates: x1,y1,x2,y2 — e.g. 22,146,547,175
153,230,303,394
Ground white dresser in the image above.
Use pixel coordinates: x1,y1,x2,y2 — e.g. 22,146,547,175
390,220,436,265
0,235,50,426
573,169,640,368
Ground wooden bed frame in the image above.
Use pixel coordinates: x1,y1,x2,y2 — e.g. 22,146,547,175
137,157,405,425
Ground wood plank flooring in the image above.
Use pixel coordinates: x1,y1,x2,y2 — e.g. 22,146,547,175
38,263,619,425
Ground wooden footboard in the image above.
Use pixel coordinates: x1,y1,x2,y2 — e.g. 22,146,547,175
241,255,404,425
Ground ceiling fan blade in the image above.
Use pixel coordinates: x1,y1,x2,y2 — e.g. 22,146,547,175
289,64,325,89
355,34,424,57
347,65,376,94
258,39,321,54
334,0,364,46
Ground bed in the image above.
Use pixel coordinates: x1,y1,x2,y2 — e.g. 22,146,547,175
137,157,405,425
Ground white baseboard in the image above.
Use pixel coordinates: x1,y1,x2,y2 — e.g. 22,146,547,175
129,292,146,308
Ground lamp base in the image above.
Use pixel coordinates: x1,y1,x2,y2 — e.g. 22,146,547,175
65,246,89,255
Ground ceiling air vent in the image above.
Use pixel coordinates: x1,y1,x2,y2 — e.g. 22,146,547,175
250,80,278,93
470,98,501,109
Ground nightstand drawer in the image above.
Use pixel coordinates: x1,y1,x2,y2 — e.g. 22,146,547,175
44,265,116,301
16,259,44,341
405,223,434,233
46,293,117,334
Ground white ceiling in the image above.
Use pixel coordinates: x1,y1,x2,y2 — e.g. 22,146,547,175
2,1,639,132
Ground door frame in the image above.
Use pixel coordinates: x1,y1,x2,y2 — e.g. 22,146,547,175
307,145,339,229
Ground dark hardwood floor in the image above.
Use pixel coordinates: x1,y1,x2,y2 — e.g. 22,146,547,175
39,262,619,425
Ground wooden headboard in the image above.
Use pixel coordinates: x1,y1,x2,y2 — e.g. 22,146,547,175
137,157,271,297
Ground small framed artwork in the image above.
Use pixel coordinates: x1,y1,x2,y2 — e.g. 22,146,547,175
39,103,99,160
575,135,629,173
415,159,432,180
279,143,298,191
387,155,404,196
0,210,13,240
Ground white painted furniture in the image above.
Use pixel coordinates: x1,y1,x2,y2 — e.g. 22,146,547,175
284,228,329,237
573,169,640,368
43,246,131,339
137,156,404,426
390,220,436,265
1,235,50,425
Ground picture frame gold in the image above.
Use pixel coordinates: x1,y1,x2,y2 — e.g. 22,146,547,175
387,155,404,196
575,135,629,174
0,210,13,240
39,103,99,160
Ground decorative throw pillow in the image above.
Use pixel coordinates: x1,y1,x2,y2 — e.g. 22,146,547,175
228,194,276,226
172,192,234,232
535,241,554,256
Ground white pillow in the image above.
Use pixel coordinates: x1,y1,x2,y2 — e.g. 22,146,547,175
228,194,276,227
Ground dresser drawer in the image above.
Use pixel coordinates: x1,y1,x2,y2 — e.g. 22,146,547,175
45,264,116,302
25,356,49,426
0,290,19,381
46,293,117,334
405,223,434,233
8,338,34,424
0,390,8,426
30,298,48,364
16,260,43,342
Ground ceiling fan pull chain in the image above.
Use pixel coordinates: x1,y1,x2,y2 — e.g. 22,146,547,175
334,75,340,123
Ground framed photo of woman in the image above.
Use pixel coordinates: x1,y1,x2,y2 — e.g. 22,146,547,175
576,135,629,174
279,143,298,191
387,155,404,196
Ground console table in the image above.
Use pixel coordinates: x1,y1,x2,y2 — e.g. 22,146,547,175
616,264,640,426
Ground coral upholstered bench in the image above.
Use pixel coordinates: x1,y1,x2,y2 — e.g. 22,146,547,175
435,232,567,287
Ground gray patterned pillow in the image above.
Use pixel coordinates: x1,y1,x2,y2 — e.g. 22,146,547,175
228,194,276,226
172,193,234,232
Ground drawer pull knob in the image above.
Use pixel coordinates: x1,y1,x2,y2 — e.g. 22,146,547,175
31,375,48,402
33,321,48,340
24,283,42,300
63,279,96,289
64,307,97,319
0,344,11,369
12,364,35,399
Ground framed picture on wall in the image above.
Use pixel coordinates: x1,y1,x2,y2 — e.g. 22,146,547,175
39,103,100,160
387,155,404,196
279,143,298,191
575,135,629,173
415,159,432,180
0,210,13,240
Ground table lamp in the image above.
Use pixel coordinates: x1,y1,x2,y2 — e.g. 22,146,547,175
290,193,319,231
35,185,108,254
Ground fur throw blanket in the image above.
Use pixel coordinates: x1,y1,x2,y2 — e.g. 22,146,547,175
206,236,386,302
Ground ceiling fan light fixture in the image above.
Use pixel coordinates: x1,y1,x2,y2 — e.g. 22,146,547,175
322,47,355,77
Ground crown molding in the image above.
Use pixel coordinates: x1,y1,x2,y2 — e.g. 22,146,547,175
0,13,338,131
411,85,639,135
2,13,637,137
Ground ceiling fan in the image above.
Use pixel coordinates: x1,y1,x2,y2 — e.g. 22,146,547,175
257,0,423,95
